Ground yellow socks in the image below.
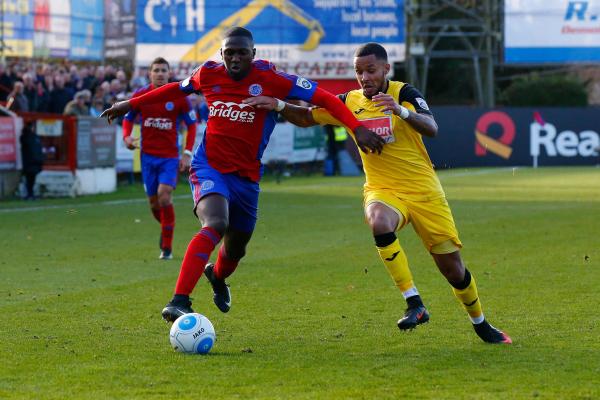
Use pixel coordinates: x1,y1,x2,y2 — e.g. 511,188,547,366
451,269,484,324
377,238,418,298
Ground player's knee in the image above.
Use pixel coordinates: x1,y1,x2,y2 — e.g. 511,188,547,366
203,217,228,236
367,212,396,235
225,245,246,261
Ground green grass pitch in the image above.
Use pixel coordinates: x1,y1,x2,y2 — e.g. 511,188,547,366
1,167,599,399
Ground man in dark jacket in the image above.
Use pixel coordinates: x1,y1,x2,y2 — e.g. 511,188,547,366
20,122,44,199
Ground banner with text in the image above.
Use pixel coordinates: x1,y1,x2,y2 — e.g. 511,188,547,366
135,0,404,78
104,0,137,59
1,0,34,57
33,0,71,58
505,0,600,63
425,107,600,168
71,0,104,60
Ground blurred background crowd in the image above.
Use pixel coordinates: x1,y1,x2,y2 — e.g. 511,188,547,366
0,61,207,120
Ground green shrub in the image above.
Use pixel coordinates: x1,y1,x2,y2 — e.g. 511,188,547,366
501,74,588,106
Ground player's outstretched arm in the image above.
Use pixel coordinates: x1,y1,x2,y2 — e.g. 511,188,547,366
244,91,384,154
310,87,384,154
242,96,316,127
100,82,189,124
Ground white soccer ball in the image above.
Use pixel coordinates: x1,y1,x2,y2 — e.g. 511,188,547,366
169,313,216,354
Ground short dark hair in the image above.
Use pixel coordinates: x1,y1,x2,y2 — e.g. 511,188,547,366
222,26,253,41
150,57,170,70
354,43,388,61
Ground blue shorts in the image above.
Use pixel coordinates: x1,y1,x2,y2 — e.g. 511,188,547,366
141,153,179,196
189,159,260,233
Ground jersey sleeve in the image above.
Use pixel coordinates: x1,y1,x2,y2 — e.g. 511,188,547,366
181,98,197,126
179,65,202,94
271,68,318,102
310,93,348,126
398,84,432,115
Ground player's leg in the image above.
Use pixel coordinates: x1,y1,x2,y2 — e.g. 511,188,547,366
161,167,229,322
204,228,253,313
364,194,429,331
156,157,179,259
140,154,164,253
409,197,511,344
204,173,259,313
431,250,511,344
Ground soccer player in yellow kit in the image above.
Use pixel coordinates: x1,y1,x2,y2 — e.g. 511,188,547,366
244,42,511,344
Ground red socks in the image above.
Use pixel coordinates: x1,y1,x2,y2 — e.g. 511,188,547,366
214,246,239,280
160,204,175,250
151,208,161,223
174,227,221,296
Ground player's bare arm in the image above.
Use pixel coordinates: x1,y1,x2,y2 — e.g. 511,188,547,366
243,96,384,154
100,100,131,124
123,135,139,150
372,92,438,137
243,96,315,127
179,151,192,172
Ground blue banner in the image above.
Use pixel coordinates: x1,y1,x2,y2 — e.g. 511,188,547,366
1,0,34,57
70,0,105,60
135,0,405,75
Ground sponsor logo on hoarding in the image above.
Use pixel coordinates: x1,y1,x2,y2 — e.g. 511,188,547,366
530,118,599,157
474,111,515,159
209,101,256,123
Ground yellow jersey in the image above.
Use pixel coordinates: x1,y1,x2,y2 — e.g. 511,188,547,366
312,80,445,201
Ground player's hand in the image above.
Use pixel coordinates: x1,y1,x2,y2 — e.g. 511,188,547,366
242,96,277,110
372,92,405,116
354,125,384,154
179,153,192,172
99,100,131,124
123,136,139,150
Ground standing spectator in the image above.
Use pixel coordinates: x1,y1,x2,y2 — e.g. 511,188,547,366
22,73,39,111
20,122,44,200
49,76,73,114
116,70,131,93
0,63,14,102
89,97,105,117
6,82,29,112
63,91,90,116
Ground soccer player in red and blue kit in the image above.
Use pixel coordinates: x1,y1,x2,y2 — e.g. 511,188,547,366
101,27,384,322
122,57,197,260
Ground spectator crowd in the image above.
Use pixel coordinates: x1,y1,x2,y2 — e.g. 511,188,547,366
0,61,208,120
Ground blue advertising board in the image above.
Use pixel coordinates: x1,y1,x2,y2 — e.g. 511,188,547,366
135,0,405,77
71,0,105,60
1,0,34,57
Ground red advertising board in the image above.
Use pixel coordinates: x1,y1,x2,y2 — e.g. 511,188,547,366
0,117,17,170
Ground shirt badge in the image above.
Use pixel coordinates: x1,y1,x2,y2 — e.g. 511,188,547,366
248,83,263,96
165,102,174,111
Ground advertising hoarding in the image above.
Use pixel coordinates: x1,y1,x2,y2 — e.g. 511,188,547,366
135,0,404,78
505,0,600,63
71,0,105,60
427,107,600,168
1,0,34,57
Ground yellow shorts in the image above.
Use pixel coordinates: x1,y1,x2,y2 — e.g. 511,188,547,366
364,189,463,253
